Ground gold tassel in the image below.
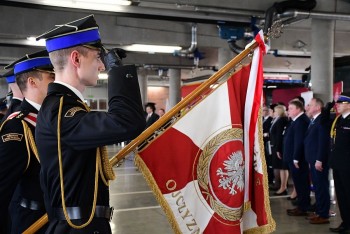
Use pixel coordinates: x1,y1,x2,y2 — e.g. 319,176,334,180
100,146,116,181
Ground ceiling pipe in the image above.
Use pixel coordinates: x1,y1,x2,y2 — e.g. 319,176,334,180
279,10,350,21
227,40,246,54
174,24,197,57
263,0,316,34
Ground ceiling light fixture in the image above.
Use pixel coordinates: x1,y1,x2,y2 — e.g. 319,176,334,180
42,0,131,9
123,44,182,54
26,37,46,46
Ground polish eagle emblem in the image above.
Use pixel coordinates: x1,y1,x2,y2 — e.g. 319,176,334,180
216,151,244,195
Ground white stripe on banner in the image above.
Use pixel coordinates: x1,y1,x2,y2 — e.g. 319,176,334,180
243,37,261,203
163,180,214,233
173,83,232,150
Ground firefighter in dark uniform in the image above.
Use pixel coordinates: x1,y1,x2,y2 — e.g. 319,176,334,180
329,93,350,233
0,69,23,122
35,15,145,233
0,69,24,232
0,50,54,234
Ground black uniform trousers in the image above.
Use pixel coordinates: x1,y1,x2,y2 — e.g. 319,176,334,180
333,169,350,228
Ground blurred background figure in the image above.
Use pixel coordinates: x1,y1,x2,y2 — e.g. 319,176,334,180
145,102,160,128
269,104,289,195
158,108,165,117
0,97,8,120
262,105,273,185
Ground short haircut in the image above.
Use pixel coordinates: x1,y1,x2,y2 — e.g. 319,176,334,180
49,46,89,72
313,97,324,108
289,99,304,111
294,96,305,106
16,71,43,92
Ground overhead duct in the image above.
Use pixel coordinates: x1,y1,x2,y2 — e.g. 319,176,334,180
227,39,246,54
174,24,197,57
279,10,350,22
263,0,316,34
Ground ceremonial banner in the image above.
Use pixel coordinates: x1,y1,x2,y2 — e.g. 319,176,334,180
136,31,275,233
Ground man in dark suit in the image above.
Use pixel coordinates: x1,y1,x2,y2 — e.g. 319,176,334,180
329,93,350,233
262,105,273,184
304,98,330,224
145,102,160,128
283,99,311,216
0,50,54,234
35,15,145,233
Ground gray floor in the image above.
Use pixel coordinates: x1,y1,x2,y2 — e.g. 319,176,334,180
108,145,341,234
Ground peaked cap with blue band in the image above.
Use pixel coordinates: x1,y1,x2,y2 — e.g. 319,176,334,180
4,50,53,76
36,15,103,52
336,93,350,103
0,69,16,84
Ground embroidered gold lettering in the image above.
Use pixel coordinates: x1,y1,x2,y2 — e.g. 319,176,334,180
171,189,201,233
166,180,177,191
2,133,23,142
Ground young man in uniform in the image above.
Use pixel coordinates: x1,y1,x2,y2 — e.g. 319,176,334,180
329,93,350,233
35,15,145,233
0,50,54,233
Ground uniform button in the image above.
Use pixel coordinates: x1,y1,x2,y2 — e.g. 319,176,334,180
126,74,133,79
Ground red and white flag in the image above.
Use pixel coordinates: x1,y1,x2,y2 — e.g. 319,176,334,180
136,31,275,233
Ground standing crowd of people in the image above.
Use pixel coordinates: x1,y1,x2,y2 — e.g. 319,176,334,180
0,12,350,234
263,94,350,233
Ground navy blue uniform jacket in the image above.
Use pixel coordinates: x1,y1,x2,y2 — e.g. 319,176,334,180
0,99,45,233
36,65,145,230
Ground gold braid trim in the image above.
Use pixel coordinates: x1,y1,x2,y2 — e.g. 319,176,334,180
97,148,109,186
134,154,182,234
57,96,99,229
100,146,116,181
330,115,340,141
21,120,40,163
244,108,276,234
20,120,31,171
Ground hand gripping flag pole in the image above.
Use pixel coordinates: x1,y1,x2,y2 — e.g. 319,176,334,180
24,31,271,234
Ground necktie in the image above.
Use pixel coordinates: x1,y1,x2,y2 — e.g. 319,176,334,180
308,118,314,129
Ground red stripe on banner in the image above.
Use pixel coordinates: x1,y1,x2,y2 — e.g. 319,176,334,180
139,127,201,193
250,36,268,226
204,216,241,234
247,36,265,203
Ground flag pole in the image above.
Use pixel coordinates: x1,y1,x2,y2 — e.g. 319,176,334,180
109,40,259,167
22,214,48,234
23,40,261,234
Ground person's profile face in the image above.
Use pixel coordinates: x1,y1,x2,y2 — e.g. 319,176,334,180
79,48,105,86
37,72,55,104
287,104,299,119
336,102,350,114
